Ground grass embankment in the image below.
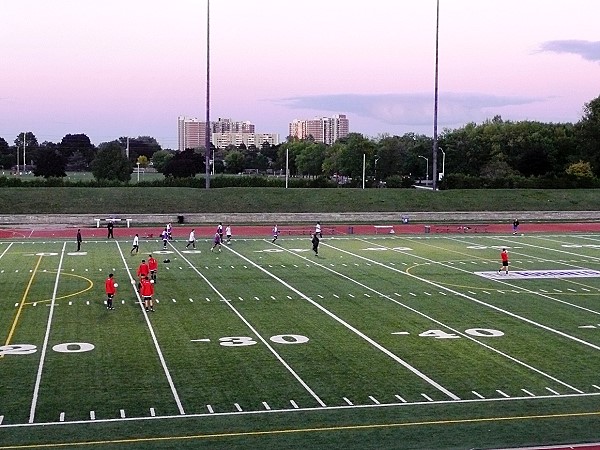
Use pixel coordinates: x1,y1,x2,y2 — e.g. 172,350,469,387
1,187,600,214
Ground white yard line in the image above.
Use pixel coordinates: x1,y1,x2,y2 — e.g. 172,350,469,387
225,241,460,401
29,242,66,423
313,240,585,393
0,242,14,259
168,244,327,408
116,241,185,415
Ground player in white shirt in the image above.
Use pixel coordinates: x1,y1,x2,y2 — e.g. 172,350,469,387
315,221,322,238
225,225,232,244
130,234,139,255
272,225,279,243
185,229,196,249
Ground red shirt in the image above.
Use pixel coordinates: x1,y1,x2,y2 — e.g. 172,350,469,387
105,277,116,294
500,251,509,262
148,257,158,271
140,278,154,297
137,263,149,278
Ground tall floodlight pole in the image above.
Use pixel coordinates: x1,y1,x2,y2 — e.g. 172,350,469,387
432,0,440,190
204,0,211,189
16,134,20,175
23,134,26,174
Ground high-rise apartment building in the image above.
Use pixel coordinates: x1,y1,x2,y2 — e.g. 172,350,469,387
288,114,349,145
177,116,207,151
178,117,277,150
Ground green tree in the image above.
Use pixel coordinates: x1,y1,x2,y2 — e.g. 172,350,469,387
566,160,594,178
224,150,245,174
60,134,95,168
33,147,67,178
151,150,174,173
575,95,600,175
91,143,132,182
296,142,326,176
162,149,204,178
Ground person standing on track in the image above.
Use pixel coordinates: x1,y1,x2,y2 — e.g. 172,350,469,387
498,248,509,274
513,218,520,235
76,229,82,252
107,221,114,239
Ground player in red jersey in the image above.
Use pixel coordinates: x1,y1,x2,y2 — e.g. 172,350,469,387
137,259,150,290
148,254,158,283
105,273,117,310
140,276,155,312
498,248,509,274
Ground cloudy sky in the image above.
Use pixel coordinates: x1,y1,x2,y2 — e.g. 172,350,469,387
1,0,599,149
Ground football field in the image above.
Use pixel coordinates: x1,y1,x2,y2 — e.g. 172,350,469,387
1,232,600,449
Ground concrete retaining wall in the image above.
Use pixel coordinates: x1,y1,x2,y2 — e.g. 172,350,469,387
0,211,598,227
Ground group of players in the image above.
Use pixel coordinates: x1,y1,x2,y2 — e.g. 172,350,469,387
106,221,325,311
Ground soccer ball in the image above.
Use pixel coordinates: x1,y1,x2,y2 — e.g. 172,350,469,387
131,280,136,285
114,283,119,288
150,279,155,284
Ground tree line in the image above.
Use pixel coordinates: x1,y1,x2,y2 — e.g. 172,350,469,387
1,95,598,186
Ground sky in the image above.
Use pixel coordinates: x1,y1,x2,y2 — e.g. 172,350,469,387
1,0,599,150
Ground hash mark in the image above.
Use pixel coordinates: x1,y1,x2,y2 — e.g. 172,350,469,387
343,397,353,406
421,394,434,402
290,400,299,409
59,412,65,422
150,408,156,417
207,405,214,413
394,394,406,403
369,396,380,405
120,409,126,418
234,403,242,412
90,411,96,420
472,391,485,399
521,389,535,397
496,390,510,398
262,402,271,410
545,387,560,395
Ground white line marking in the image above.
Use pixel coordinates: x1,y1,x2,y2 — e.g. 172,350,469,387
324,239,591,394
234,403,242,412
343,397,353,406
369,396,380,405
421,394,434,402
391,332,410,335
189,298,194,302
90,411,96,420
394,394,407,403
579,325,596,329
170,245,327,408
234,243,460,401
150,408,156,417
29,242,66,424
190,339,211,343
496,390,510,398
290,400,299,409
546,387,560,395
117,241,185,415
262,402,271,410
59,412,65,422
207,405,214,413
521,389,536,397
120,409,126,418
593,385,600,391
472,391,485,399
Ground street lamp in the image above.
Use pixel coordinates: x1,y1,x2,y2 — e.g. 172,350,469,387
136,162,140,182
418,155,429,182
439,147,445,180
374,156,380,182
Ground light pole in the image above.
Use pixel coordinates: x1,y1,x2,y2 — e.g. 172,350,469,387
374,156,380,183
418,155,429,182
432,0,440,190
136,162,140,182
439,147,445,180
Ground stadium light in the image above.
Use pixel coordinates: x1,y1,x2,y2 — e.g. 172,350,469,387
432,0,440,190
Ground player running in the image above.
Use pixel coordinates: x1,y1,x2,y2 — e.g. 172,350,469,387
211,232,222,252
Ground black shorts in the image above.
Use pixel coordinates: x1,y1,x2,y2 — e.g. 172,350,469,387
143,296,152,301
502,261,509,267
107,294,114,299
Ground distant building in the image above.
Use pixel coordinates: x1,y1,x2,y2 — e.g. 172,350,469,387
288,114,349,145
178,116,278,150
177,116,206,151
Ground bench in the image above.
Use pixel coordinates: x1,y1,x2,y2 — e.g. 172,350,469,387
374,225,395,234
94,218,132,228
